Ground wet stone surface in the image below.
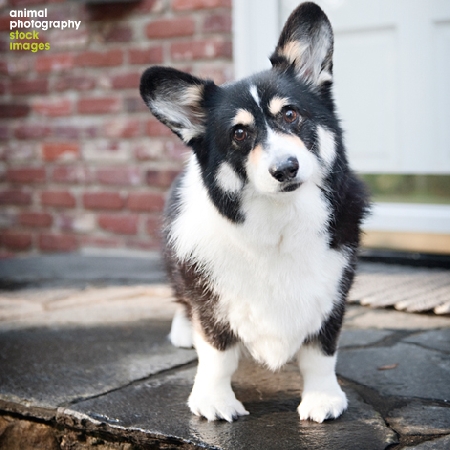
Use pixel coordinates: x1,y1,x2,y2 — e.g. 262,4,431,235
0,257,449,449
405,434,450,450
337,340,450,400
62,360,397,450
387,401,450,436
0,321,196,412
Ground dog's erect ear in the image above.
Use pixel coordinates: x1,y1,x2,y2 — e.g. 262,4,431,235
270,2,333,87
140,66,216,143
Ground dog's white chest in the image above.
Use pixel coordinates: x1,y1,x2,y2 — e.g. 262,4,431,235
214,207,347,370
171,159,348,369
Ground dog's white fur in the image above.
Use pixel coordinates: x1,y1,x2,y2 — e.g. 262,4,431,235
169,151,349,422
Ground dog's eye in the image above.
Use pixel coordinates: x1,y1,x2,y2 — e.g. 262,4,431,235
282,107,298,124
233,127,247,142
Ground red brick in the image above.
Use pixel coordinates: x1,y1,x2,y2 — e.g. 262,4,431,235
52,164,88,183
125,96,148,113
146,170,179,188
86,2,141,20
11,79,48,95
83,192,125,210
110,72,141,90
0,103,30,119
0,190,32,205
52,166,87,183
145,18,195,39
104,24,133,42
15,125,51,140
32,98,72,117
19,212,53,228
38,234,79,252
10,0,52,6
104,118,141,138
0,15,11,32
1,232,32,251
77,97,121,115
128,46,163,65
172,0,231,10
127,192,165,212
146,119,172,137
135,0,161,13
171,40,232,61
75,49,124,67
98,214,139,235
0,126,10,140
52,126,82,140
41,191,76,208
202,13,232,33
7,168,46,184
35,53,74,73
95,168,141,186
53,75,96,92
55,214,95,233
42,142,79,162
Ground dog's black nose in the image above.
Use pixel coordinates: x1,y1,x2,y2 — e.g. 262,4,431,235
269,157,299,182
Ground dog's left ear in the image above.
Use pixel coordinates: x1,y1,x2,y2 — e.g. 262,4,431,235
270,2,333,87
140,66,216,144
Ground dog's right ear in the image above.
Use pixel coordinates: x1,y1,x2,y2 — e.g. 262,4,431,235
140,66,216,144
270,2,333,88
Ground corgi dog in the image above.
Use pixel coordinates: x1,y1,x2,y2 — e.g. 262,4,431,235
140,1,369,423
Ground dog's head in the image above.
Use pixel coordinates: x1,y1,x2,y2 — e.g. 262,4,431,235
141,2,343,221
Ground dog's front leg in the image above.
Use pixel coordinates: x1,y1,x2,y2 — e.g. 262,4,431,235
188,329,248,422
298,344,347,423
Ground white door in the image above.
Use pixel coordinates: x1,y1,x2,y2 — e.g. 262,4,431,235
233,0,450,251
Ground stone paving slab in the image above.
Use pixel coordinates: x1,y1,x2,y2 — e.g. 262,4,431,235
0,285,175,330
405,434,450,449
387,402,450,436
337,340,450,400
60,360,397,450
0,320,196,414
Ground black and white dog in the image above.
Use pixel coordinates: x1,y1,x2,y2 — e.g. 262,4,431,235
140,2,368,423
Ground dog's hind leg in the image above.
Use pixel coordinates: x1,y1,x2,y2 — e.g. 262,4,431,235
298,344,347,423
169,305,193,348
188,329,248,422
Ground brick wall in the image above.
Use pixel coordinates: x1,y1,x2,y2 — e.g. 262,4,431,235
0,0,233,256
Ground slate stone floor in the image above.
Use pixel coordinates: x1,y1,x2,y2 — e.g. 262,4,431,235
0,255,449,450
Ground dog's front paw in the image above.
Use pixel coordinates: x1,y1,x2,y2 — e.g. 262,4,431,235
188,389,249,422
298,388,347,423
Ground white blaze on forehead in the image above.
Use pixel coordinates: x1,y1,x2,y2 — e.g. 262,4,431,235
268,96,290,116
317,126,336,167
233,108,255,126
249,85,260,106
216,161,244,193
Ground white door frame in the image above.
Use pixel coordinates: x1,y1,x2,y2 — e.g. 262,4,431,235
232,0,450,239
